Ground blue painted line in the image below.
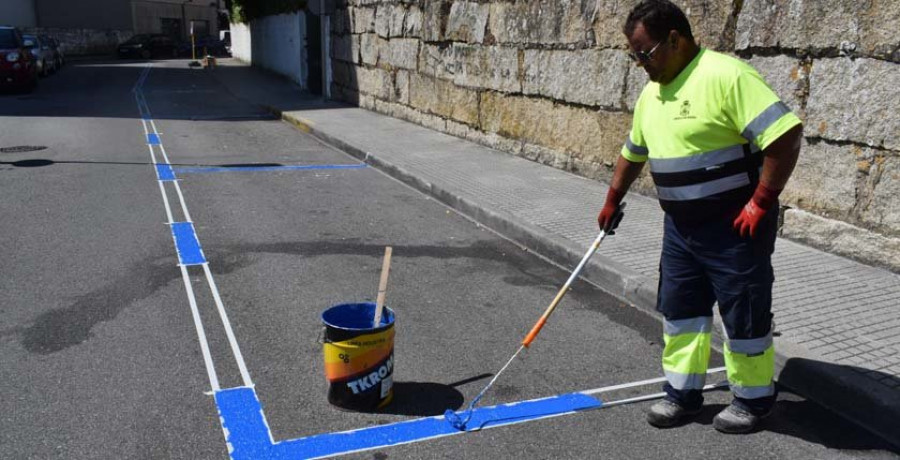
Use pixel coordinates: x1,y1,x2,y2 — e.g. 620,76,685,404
156,164,176,181
216,387,602,460
170,222,206,266
173,164,367,174
147,133,161,145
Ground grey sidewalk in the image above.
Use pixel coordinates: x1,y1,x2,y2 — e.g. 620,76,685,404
209,60,900,447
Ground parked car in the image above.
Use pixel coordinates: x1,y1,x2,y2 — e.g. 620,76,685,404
0,26,38,92
41,34,63,69
117,34,179,59
22,33,55,76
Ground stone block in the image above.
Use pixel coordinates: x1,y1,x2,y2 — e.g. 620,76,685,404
405,5,424,37
331,60,358,89
489,0,594,46
480,92,631,164
593,0,734,49
356,65,394,100
451,44,520,92
331,33,359,63
746,55,807,117
590,0,638,47
864,155,900,233
418,43,457,80
375,3,407,38
736,0,859,51
736,0,900,58
409,73,480,125
782,209,900,273
359,33,381,65
523,48,629,108
781,139,859,216
624,63,648,111
350,6,376,34
382,38,419,70
445,1,490,43
807,58,900,150
422,1,450,42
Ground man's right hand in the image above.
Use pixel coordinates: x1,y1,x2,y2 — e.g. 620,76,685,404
598,187,626,234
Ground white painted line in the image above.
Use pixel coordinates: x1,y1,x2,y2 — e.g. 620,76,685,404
171,180,193,223
134,63,220,392
181,265,221,392
600,381,729,408
203,263,254,387
580,366,727,396
152,128,171,163
134,62,255,396
157,181,176,224
146,144,157,165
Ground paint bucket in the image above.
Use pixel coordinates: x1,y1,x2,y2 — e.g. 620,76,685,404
322,302,395,410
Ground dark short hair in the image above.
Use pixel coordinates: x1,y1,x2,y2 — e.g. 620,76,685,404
623,0,694,42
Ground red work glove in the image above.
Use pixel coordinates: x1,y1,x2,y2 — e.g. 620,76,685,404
733,183,781,238
598,187,626,234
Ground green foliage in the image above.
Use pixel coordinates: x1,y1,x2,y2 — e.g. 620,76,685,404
227,0,307,23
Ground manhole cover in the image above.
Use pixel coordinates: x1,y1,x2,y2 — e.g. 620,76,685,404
0,146,48,153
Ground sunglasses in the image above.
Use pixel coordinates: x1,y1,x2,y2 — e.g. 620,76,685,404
628,41,663,64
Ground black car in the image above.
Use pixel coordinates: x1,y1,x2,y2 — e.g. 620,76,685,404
117,34,178,59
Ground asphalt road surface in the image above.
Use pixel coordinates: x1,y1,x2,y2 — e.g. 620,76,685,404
1,59,897,460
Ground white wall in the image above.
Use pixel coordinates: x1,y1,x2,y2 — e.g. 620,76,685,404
1,0,36,27
230,21,252,62
230,13,306,87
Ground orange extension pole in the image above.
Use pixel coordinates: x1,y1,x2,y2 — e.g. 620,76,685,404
522,229,608,347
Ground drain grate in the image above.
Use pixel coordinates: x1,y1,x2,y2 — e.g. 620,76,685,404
0,146,48,153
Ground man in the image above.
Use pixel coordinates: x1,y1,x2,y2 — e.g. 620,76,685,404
597,0,803,434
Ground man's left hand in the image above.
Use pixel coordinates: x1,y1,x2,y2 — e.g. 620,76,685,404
733,200,767,238
733,183,782,238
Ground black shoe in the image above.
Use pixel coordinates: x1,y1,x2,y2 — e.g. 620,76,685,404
713,403,772,434
646,399,702,428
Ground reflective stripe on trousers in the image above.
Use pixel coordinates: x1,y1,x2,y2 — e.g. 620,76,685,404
662,316,712,390
724,331,775,398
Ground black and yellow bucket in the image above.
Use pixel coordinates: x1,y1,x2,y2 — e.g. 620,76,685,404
322,302,395,411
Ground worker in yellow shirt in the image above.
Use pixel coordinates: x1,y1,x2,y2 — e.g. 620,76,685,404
597,0,803,433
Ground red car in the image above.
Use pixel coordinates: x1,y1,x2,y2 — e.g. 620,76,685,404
0,26,38,93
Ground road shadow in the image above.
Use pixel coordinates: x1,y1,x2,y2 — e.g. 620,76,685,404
775,357,900,452
674,359,900,453
0,58,346,121
373,381,464,416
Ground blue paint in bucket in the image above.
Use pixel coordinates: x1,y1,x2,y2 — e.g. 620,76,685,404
322,302,396,410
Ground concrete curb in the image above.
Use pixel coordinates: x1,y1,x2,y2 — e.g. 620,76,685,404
269,106,900,450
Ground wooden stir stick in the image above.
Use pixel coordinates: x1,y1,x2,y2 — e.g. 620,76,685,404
372,246,393,327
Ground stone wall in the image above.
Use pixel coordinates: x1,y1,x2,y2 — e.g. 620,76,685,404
23,27,133,56
328,0,900,272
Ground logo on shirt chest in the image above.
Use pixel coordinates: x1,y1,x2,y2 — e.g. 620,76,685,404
674,100,697,121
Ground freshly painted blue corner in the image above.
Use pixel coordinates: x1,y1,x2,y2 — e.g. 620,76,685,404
215,388,273,460
170,222,206,265
156,164,176,181
214,386,603,460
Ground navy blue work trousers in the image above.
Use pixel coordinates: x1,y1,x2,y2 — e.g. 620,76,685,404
656,209,779,414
